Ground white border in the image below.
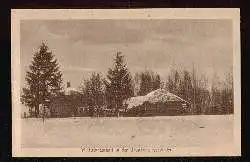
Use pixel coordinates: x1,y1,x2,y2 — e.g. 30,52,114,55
11,8,241,157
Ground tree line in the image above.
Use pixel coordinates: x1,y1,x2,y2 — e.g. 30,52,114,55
165,68,233,115
21,43,233,118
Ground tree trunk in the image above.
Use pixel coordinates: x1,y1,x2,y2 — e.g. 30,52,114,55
35,104,39,118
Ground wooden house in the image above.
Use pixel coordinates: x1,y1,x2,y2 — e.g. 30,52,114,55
49,82,83,117
124,88,191,116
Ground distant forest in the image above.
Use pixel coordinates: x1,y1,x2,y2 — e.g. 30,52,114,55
21,43,233,118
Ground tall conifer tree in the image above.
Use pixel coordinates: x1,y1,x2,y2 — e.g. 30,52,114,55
21,42,63,117
105,52,134,116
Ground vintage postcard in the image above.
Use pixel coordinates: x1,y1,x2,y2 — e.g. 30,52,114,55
11,9,241,157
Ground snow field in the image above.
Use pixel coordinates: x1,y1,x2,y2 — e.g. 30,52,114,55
21,115,234,154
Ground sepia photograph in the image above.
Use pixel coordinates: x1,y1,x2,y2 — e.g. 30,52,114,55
11,9,241,157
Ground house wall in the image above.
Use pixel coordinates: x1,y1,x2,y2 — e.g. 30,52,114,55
49,96,76,117
125,101,190,117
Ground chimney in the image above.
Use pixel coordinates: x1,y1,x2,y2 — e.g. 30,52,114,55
66,81,71,88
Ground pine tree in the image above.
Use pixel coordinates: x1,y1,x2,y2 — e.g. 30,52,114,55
105,52,134,116
196,74,210,115
138,71,152,96
21,42,63,117
166,75,174,93
166,70,180,96
225,70,233,113
81,79,92,115
81,73,105,117
221,70,233,114
210,73,222,114
173,70,181,96
137,70,161,96
179,70,193,103
153,74,161,90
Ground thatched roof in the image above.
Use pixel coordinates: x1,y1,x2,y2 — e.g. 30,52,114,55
124,88,190,109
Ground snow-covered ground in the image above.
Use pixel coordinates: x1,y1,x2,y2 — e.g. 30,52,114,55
21,115,234,154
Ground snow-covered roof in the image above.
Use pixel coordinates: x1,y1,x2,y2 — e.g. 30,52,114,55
65,87,79,95
124,88,190,109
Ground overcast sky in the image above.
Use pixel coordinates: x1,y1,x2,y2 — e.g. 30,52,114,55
20,19,233,89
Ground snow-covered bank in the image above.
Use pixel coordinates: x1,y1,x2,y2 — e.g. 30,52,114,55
21,115,234,153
